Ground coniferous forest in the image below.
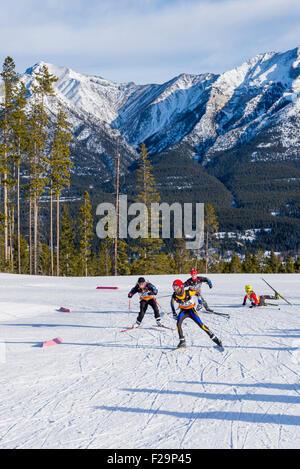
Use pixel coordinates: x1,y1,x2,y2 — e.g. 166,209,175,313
1,57,300,276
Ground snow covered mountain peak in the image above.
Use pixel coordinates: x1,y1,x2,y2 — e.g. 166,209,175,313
24,61,139,124
7,44,300,179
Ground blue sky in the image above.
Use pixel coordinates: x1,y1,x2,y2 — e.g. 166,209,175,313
1,0,300,84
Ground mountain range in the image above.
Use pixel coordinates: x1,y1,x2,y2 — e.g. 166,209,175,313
12,46,300,253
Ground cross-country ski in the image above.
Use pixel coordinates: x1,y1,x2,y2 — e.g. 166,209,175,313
261,278,293,305
202,310,230,319
152,324,176,331
121,325,142,332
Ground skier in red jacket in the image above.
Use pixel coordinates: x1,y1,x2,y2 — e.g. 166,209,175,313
243,285,279,307
183,269,213,312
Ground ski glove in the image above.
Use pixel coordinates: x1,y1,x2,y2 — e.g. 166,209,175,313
128,293,133,298
208,280,213,289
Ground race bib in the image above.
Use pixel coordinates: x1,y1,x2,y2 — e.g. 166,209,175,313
179,299,196,309
140,291,154,300
189,283,201,292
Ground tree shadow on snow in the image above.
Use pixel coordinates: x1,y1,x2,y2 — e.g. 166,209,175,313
95,405,300,426
4,340,171,351
2,323,124,330
120,387,300,405
67,310,137,315
173,380,300,392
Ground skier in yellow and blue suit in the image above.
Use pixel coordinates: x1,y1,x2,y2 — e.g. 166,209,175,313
170,279,223,349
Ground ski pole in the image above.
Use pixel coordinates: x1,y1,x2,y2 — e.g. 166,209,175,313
128,299,131,322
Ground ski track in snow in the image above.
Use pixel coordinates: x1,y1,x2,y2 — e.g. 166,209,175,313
0,273,299,449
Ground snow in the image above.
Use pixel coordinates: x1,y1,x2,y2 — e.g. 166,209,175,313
0,273,299,449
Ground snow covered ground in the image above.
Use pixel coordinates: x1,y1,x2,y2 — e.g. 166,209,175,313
0,273,299,449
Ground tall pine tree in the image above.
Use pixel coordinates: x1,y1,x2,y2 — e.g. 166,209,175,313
27,65,57,274
133,143,163,271
59,205,76,276
11,81,28,273
204,204,219,274
50,103,72,276
78,191,94,277
0,57,19,265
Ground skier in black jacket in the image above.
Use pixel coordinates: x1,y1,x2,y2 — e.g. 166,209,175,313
128,277,161,328
183,269,213,312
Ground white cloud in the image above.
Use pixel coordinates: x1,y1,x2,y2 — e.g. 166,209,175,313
1,0,300,83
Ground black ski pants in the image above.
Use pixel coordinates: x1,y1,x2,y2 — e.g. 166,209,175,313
137,298,160,323
258,295,276,306
176,307,214,340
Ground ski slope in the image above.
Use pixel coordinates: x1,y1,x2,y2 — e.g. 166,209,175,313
0,273,299,449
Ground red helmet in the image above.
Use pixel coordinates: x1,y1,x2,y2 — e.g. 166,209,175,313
191,269,197,277
173,279,184,294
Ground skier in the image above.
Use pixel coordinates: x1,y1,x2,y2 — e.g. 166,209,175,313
171,279,222,349
183,269,213,312
128,277,161,327
243,285,279,307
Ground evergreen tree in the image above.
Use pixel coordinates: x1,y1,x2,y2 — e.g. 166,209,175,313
39,242,51,275
27,65,57,275
229,252,242,273
96,240,113,276
116,240,131,275
173,237,192,273
0,232,5,270
294,256,300,272
135,143,162,260
95,238,113,276
251,253,261,273
26,100,47,274
255,249,266,273
78,191,94,276
243,251,253,272
13,234,29,274
218,259,230,273
11,81,28,274
0,57,19,264
285,255,294,273
59,205,76,276
50,103,72,276
266,250,282,273
204,204,219,274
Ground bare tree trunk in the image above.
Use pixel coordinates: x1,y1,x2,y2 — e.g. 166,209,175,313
50,190,53,276
114,155,120,276
3,144,8,262
9,204,14,268
205,230,209,274
17,165,21,274
56,194,60,276
105,246,109,276
33,199,38,275
85,247,88,277
29,200,32,275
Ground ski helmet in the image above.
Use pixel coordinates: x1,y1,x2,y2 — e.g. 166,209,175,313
173,279,184,294
245,285,252,292
138,277,146,285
